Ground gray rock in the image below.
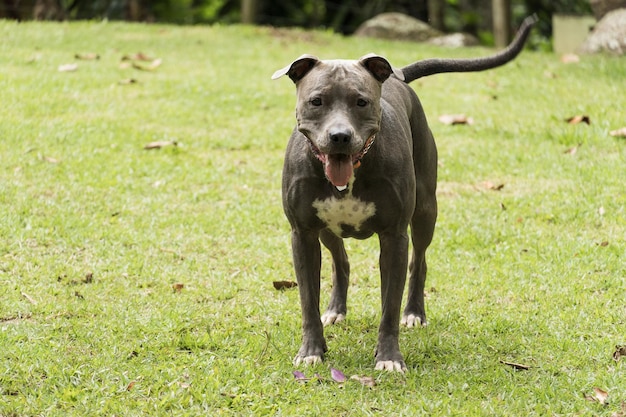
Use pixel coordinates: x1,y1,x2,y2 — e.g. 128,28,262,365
354,12,443,42
578,8,626,55
428,33,480,48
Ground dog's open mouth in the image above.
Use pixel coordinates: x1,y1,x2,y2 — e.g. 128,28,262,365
323,153,353,188
306,142,355,188
306,136,376,189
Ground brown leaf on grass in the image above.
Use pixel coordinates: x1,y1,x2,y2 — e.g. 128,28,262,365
585,387,609,405
172,283,184,293
127,381,136,391
438,114,474,125
144,140,177,150
118,78,138,85
58,63,78,72
480,181,505,191
597,241,609,247
122,52,154,62
273,280,297,290
564,144,581,155
560,53,580,63
613,345,626,361
543,70,557,79
132,58,162,71
350,375,376,387
609,127,626,138
566,115,591,125
500,360,530,370
43,156,59,164
75,53,100,60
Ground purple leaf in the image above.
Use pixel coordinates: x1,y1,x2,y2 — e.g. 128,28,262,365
330,367,347,383
293,370,308,382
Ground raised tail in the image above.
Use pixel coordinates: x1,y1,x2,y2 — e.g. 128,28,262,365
401,14,538,83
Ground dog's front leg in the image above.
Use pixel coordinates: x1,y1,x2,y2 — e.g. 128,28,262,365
291,228,327,365
375,231,409,372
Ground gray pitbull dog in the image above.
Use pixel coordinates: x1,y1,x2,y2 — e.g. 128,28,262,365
273,16,536,372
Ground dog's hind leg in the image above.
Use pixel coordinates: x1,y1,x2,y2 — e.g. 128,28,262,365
319,229,350,326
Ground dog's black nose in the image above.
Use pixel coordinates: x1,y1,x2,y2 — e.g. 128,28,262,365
329,129,351,144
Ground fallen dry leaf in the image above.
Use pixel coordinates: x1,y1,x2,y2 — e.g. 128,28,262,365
609,127,626,138
500,360,530,370
122,52,154,62
613,345,626,361
273,280,297,290
127,381,136,391
43,156,59,164
132,58,162,71
597,241,609,247
172,283,184,292
438,114,474,126
481,181,505,191
560,53,580,63
586,387,609,405
118,78,138,85
75,53,100,60
564,144,581,155
543,70,557,79
58,63,78,72
350,375,376,387
566,115,591,125
144,140,177,150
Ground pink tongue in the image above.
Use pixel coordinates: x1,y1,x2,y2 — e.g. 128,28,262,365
324,154,353,187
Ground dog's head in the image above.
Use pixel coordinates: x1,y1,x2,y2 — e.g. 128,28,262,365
273,55,403,188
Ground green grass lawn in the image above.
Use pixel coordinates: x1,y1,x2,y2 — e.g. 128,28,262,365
0,19,625,416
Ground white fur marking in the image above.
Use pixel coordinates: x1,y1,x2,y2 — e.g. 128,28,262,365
312,191,376,236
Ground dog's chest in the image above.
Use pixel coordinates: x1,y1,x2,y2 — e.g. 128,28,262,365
312,194,376,237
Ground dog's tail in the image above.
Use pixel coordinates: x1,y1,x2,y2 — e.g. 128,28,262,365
401,14,538,83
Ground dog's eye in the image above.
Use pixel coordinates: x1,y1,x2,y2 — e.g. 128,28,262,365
310,97,322,106
357,98,368,107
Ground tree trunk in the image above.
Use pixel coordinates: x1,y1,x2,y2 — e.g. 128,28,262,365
242,0,257,24
428,0,445,31
492,0,511,48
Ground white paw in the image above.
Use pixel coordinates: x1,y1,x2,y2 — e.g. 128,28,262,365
375,360,406,373
321,311,345,326
293,355,322,366
401,314,427,328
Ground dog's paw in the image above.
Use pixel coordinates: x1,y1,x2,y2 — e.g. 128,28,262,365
401,313,427,328
375,360,407,373
293,354,323,366
321,311,345,326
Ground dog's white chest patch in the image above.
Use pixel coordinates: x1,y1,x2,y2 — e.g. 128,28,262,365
312,193,376,236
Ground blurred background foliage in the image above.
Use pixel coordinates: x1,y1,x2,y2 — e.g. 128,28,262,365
2,0,592,44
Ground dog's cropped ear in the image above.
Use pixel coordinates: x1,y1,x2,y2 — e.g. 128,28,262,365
359,54,405,82
272,54,320,83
